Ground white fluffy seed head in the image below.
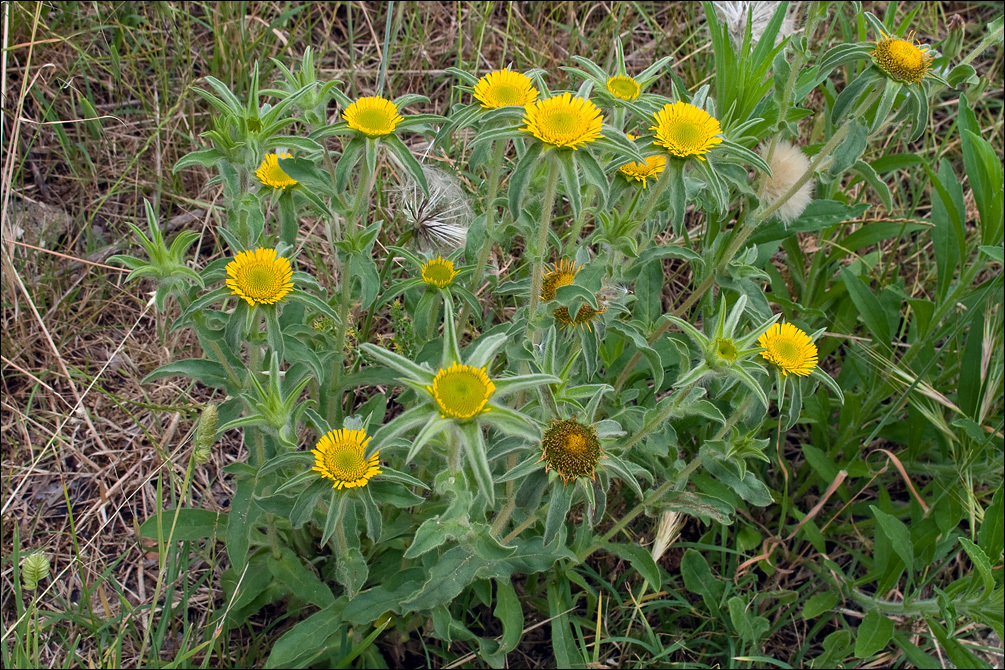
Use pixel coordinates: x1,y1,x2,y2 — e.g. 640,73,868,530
393,165,472,250
760,140,814,224
713,1,799,46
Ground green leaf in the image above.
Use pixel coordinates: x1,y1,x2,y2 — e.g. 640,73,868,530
268,547,336,609
681,548,723,611
544,483,574,546
264,602,346,669
978,484,1004,563
699,447,773,506
142,359,229,388
138,509,227,541
958,537,995,594
870,506,914,574
459,421,496,507
335,545,369,600
728,596,770,643
508,142,543,219
605,542,661,591
840,268,892,349
854,610,894,658
802,592,839,619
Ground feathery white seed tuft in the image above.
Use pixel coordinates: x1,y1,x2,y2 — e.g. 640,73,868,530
760,140,814,224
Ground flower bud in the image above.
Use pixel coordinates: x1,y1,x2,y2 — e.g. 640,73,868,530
194,404,218,464
21,552,50,591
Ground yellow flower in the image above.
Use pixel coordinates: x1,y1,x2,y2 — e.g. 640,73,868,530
311,428,382,490
651,101,723,160
420,256,457,288
541,259,581,301
540,418,603,483
757,323,818,377
225,248,294,306
872,31,934,85
521,93,604,149
619,133,666,188
427,362,495,420
606,75,641,101
255,153,298,189
343,96,403,137
473,70,539,108
553,303,606,331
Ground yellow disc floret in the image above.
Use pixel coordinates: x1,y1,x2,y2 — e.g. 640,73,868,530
311,428,382,490
872,31,934,85
758,323,819,377
420,256,457,288
343,96,403,137
473,70,539,108
427,363,496,420
651,101,723,160
225,248,294,306
256,153,298,189
521,93,604,149
606,75,641,101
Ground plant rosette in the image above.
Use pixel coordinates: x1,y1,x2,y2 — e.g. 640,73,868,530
360,302,561,506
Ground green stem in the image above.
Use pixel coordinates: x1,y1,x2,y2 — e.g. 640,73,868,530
468,139,508,294
622,381,697,452
527,155,561,342
613,123,853,393
577,453,702,562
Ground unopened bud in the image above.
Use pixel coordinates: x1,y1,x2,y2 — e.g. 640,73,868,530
22,553,50,591
194,404,218,463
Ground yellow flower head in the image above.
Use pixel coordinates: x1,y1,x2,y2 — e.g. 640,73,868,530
427,362,496,420
619,133,666,188
541,259,581,301
421,256,457,288
872,31,934,85
256,153,298,189
540,418,603,483
521,93,604,149
651,101,723,160
226,248,294,306
553,302,606,331
311,428,382,490
757,323,818,377
473,70,539,108
606,75,641,101
343,96,403,137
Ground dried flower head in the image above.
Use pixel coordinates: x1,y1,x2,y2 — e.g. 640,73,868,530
541,260,581,301
256,153,298,189
473,69,539,108
553,302,606,331
540,418,603,483
394,166,472,250
312,428,382,489
759,140,814,224
873,31,934,85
